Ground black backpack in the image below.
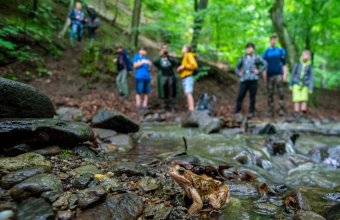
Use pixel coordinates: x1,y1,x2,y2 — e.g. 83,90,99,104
192,55,200,76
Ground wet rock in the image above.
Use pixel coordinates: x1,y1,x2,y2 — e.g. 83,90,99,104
138,176,159,192
53,192,78,210
35,146,61,156
0,152,52,172
0,210,14,219
322,192,340,202
221,128,244,137
284,191,311,211
1,143,32,156
323,145,340,168
98,177,120,192
10,173,62,200
144,203,172,219
258,123,277,135
56,107,84,122
105,134,133,152
253,202,279,216
0,119,94,148
74,173,97,189
181,111,204,127
201,117,222,134
78,193,143,220
93,128,117,140
229,183,259,197
111,161,146,177
294,210,325,220
16,197,54,220
324,203,340,220
92,109,139,133
73,145,98,160
74,165,101,175
77,185,107,209
57,210,73,220
0,165,50,189
0,77,55,118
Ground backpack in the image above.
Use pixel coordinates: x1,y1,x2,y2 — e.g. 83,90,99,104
124,51,133,71
192,55,200,76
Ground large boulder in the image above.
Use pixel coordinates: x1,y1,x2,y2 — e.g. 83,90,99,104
181,111,221,134
55,107,84,122
0,119,94,148
91,109,139,134
0,77,55,118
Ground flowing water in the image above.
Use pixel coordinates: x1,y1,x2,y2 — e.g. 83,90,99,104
129,123,340,219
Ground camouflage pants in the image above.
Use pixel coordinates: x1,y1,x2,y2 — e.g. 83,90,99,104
267,75,285,112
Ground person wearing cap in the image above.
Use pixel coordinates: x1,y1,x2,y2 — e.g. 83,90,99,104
235,42,267,118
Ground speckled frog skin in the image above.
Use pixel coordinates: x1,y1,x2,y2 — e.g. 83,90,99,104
169,164,230,214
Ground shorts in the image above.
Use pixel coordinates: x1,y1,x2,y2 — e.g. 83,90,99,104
292,85,309,103
136,78,151,94
181,76,194,94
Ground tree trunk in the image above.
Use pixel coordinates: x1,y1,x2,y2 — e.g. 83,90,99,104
30,0,38,18
130,0,142,49
191,0,209,52
58,0,74,38
269,0,298,69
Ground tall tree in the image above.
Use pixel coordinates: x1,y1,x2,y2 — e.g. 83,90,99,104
269,0,298,69
131,0,142,48
191,0,208,52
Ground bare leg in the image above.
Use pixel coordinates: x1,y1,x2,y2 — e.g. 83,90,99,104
142,94,148,108
186,93,195,112
188,187,203,215
294,103,300,112
136,94,142,109
301,102,307,112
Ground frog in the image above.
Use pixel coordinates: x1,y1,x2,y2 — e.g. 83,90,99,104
169,163,230,214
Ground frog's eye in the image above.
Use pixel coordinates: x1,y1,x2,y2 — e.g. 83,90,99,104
178,168,185,175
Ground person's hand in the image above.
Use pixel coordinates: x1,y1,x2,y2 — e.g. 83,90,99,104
177,65,185,73
253,68,259,75
239,70,243,77
76,15,80,19
282,74,287,82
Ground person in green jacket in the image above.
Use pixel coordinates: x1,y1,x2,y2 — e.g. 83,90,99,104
153,44,177,110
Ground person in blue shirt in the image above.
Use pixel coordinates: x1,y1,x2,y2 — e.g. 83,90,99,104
69,2,85,44
262,35,288,117
133,47,152,112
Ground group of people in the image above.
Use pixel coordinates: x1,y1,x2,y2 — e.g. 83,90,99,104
114,35,314,118
235,35,314,118
69,2,100,43
114,44,197,113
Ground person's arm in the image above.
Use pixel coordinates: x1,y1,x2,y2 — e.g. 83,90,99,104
257,55,267,75
236,57,243,76
289,64,297,89
133,55,142,69
153,56,161,68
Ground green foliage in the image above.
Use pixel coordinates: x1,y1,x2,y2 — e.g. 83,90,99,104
59,149,73,158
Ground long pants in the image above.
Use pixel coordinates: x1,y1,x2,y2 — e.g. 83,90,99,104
116,69,128,97
161,75,176,100
235,80,257,114
70,23,83,42
88,27,95,40
267,75,285,112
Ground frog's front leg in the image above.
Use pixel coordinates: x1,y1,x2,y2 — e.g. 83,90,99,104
187,186,203,214
209,185,230,209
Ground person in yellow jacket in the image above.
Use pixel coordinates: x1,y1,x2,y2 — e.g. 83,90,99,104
177,45,198,112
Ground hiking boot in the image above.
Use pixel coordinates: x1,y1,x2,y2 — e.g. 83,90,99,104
247,113,255,119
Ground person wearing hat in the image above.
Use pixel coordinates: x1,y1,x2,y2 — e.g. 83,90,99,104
235,42,267,118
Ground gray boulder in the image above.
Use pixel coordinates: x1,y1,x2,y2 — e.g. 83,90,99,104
92,109,139,133
55,107,84,121
0,77,55,118
0,152,52,172
10,173,63,200
181,111,221,134
0,119,94,148
1,165,50,189
16,197,54,220
105,134,133,152
78,193,143,220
